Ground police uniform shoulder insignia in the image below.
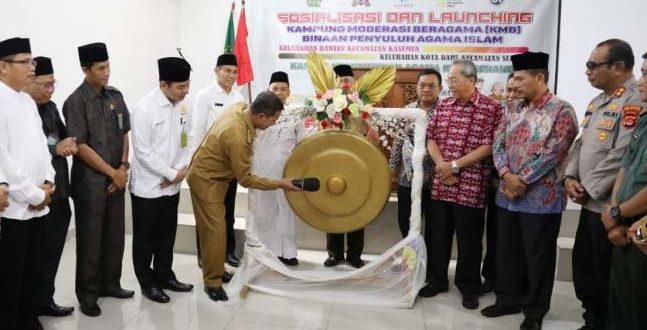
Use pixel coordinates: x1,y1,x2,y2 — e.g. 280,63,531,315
613,86,626,98
623,104,642,128
581,116,591,128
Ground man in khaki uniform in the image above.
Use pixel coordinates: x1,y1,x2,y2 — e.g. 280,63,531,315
563,39,642,330
187,91,299,302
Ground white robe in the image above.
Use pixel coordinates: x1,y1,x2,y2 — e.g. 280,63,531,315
247,106,314,258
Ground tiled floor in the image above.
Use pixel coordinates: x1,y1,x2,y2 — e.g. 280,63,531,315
42,236,585,329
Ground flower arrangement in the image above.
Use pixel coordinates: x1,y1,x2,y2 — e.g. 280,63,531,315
304,83,375,130
303,51,395,132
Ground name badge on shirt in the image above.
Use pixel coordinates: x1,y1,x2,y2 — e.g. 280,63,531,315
181,131,188,148
214,102,224,107
117,113,124,131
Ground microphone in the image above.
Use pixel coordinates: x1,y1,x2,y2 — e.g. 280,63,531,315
292,177,320,191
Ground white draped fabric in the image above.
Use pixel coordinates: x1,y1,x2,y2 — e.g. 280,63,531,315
226,107,428,308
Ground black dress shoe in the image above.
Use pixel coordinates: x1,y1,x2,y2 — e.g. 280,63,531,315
225,254,240,267
323,257,341,267
221,271,233,283
159,278,194,292
462,295,479,310
142,286,170,303
418,284,448,298
480,280,495,295
100,286,135,299
204,286,228,302
37,302,75,317
80,302,101,317
346,257,365,268
481,304,521,318
278,257,299,266
520,318,542,330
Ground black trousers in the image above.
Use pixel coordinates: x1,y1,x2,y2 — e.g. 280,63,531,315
196,179,237,262
327,229,364,260
607,244,647,330
35,198,71,307
396,186,432,237
0,217,46,328
74,191,125,305
131,193,180,288
572,208,612,328
494,208,561,321
481,186,498,284
429,200,485,297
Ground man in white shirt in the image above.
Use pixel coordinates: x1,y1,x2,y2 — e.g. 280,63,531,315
248,71,309,266
0,37,55,330
130,57,194,304
189,53,244,268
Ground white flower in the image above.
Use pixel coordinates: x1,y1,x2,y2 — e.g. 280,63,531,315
314,99,327,113
333,95,348,112
325,104,337,118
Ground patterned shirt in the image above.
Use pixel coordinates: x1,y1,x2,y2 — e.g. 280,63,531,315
493,90,578,214
427,91,503,208
389,100,436,189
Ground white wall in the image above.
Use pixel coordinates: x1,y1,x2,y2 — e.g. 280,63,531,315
557,0,646,120
0,0,183,107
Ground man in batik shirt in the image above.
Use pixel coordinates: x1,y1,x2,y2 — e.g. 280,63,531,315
482,52,578,330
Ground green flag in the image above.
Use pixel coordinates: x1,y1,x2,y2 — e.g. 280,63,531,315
224,2,235,53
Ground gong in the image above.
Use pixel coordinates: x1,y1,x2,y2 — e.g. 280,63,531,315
283,130,391,233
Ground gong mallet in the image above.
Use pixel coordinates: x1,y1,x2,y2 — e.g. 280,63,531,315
291,177,320,192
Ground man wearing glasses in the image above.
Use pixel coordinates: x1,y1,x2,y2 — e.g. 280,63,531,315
24,56,77,318
422,60,503,310
0,37,56,330
563,39,641,330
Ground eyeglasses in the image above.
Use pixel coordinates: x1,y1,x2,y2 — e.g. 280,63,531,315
445,78,464,86
1,58,37,67
585,61,614,70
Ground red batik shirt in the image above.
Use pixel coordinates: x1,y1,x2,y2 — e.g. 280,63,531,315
427,91,503,208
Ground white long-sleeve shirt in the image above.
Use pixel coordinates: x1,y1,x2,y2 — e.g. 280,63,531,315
129,87,191,198
0,81,55,220
187,82,243,157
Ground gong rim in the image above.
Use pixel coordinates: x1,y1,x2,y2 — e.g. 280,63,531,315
283,130,391,233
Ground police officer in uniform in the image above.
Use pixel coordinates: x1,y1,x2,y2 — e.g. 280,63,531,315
63,42,133,317
563,39,641,330
24,56,77,317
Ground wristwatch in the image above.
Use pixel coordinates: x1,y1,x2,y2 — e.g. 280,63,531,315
121,161,130,169
451,161,460,174
609,205,622,222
